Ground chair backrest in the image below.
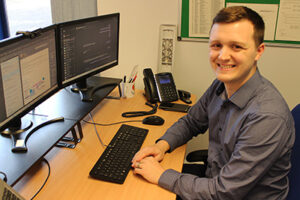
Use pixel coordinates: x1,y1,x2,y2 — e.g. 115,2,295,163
287,104,300,200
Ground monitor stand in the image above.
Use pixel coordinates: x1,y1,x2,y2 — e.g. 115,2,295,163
1,116,64,153
71,77,121,102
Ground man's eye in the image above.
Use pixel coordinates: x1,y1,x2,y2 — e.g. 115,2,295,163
211,44,221,49
232,45,243,50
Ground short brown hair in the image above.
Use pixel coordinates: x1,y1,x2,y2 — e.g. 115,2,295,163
211,6,265,47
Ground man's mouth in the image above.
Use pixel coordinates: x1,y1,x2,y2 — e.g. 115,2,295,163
217,64,236,69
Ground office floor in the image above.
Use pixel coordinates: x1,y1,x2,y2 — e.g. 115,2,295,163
5,0,52,36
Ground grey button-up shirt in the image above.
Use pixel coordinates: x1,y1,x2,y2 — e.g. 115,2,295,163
158,70,295,200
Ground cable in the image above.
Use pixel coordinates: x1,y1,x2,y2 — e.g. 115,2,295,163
30,158,50,200
89,113,107,147
0,171,8,182
121,102,157,117
82,119,142,126
28,112,48,117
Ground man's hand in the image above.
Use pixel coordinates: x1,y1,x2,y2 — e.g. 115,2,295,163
131,140,170,184
132,156,165,184
132,140,170,166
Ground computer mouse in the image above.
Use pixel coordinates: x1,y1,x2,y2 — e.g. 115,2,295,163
142,116,164,126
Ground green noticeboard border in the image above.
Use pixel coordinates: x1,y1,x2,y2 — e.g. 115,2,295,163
180,0,190,40
178,0,300,47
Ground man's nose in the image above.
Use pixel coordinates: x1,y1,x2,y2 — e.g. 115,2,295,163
218,47,231,60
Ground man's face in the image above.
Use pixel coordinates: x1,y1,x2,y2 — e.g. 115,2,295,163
209,20,264,91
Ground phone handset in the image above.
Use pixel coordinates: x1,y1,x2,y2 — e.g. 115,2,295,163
143,68,159,103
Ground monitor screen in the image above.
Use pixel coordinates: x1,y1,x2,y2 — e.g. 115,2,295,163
0,26,58,131
58,13,119,89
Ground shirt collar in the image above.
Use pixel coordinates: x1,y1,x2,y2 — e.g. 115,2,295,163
216,69,264,109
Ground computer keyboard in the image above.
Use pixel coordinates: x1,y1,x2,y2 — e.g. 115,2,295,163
89,124,148,184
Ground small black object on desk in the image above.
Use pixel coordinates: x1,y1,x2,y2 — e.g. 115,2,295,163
178,89,192,104
159,102,191,113
142,116,164,126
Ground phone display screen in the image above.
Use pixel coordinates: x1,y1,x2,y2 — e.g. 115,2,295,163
158,75,171,84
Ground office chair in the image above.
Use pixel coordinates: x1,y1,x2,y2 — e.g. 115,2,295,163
287,104,300,200
184,104,300,199
185,149,208,165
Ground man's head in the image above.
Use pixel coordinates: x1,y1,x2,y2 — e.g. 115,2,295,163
209,6,265,96
211,6,265,47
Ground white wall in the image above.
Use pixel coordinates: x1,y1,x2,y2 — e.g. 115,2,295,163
97,0,179,93
258,46,300,109
97,0,300,110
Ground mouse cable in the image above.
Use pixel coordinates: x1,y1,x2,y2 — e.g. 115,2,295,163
88,113,107,148
82,119,143,126
30,158,50,200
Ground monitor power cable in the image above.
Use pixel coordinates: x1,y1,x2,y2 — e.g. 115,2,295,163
0,159,50,200
30,158,50,200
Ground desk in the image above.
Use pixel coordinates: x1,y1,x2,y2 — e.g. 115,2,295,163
14,89,193,200
0,76,121,186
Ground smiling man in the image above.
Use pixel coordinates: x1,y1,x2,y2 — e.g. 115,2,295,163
209,16,264,98
132,6,295,200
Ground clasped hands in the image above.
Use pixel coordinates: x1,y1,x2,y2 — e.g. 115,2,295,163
131,140,170,184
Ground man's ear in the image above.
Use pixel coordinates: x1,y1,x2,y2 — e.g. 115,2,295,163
255,43,265,61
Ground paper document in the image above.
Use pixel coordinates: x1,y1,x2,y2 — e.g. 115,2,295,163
276,0,300,41
189,0,225,37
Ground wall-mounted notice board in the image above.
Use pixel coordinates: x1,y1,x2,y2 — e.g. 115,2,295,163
178,0,300,47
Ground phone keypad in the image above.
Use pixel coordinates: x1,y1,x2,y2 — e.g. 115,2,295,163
161,84,178,102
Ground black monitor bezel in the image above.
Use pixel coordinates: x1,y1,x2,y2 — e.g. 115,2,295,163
57,13,120,88
0,25,60,131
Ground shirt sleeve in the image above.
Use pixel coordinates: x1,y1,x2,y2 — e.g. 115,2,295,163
158,113,292,200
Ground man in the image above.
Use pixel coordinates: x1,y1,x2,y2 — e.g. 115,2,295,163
132,6,295,200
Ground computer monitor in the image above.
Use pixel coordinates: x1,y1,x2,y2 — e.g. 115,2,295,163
0,26,59,150
58,13,120,101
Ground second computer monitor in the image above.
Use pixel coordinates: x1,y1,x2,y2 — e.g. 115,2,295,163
58,13,120,100
0,26,58,132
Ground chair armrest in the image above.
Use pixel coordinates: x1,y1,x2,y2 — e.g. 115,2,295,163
186,149,208,163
